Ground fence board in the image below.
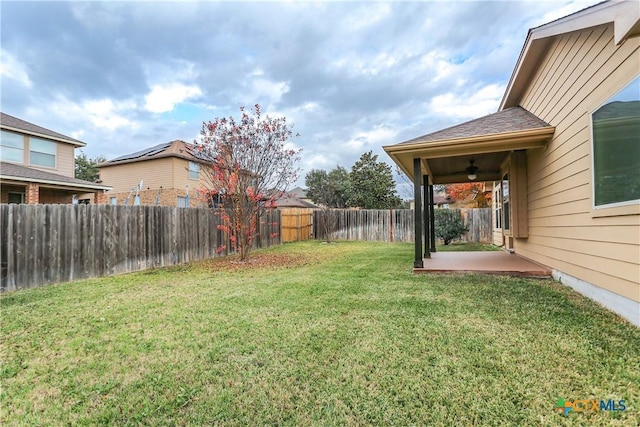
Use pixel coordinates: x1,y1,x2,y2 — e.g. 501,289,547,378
0,205,281,291
280,208,313,242
314,208,492,244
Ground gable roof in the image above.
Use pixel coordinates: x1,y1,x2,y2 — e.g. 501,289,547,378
398,107,552,145
501,0,640,109
273,195,318,208
98,140,209,167
286,187,309,199
0,112,86,147
0,161,111,191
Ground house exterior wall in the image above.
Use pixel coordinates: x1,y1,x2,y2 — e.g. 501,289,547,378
39,188,74,204
1,132,76,177
100,157,177,195
99,157,211,206
53,143,75,177
170,157,210,191
106,188,205,207
515,24,640,307
0,184,26,203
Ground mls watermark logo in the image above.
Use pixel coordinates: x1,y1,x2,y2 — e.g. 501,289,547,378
555,398,626,416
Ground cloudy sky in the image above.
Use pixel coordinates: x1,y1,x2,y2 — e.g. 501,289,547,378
1,0,600,193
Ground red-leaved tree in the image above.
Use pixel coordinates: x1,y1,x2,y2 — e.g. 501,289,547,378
445,182,491,207
197,104,301,260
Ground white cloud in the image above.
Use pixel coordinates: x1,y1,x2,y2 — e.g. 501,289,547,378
144,83,202,113
345,125,398,151
420,50,456,81
430,83,504,120
84,99,137,130
249,78,290,104
47,97,138,132
0,49,32,88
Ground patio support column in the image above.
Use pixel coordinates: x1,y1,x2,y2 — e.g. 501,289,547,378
26,183,39,204
429,184,436,252
423,175,431,259
413,158,423,268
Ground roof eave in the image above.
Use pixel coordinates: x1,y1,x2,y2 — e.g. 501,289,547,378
500,0,640,110
0,175,111,191
0,125,86,147
384,126,555,180
98,152,210,168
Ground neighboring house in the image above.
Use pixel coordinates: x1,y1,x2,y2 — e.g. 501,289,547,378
433,193,453,208
0,112,110,204
409,193,453,210
272,187,318,208
273,193,318,209
384,1,639,325
286,187,317,206
98,140,212,207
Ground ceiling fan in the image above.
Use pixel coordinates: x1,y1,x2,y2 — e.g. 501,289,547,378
465,159,479,181
447,158,500,181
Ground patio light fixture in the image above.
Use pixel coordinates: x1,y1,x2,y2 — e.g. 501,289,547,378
466,160,478,181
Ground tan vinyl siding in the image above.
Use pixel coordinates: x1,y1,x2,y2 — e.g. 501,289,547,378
56,142,75,177
515,23,640,302
16,136,76,177
170,158,211,194
99,157,176,194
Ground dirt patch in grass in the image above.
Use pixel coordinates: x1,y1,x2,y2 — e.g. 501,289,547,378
200,252,316,272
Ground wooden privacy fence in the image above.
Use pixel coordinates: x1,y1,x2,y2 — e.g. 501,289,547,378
457,208,493,244
314,209,414,242
0,204,280,291
313,208,492,244
280,208,314,242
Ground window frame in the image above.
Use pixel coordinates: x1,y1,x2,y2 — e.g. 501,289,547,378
590,74,640,211
29,137,57,168
493,183,502,230
188,161,200,180
8,192,25,204
177,196,189,208
0,130,25,164
502,172,510,233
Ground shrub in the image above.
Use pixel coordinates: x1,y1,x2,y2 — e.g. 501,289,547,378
434,209,468,245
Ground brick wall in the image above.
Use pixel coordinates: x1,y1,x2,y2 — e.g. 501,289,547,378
39,188,73,204
103,188,207,207
26,183,39,204
0,185,26,203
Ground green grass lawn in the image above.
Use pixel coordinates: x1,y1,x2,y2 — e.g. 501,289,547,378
436,242,502,252
1,241,638,426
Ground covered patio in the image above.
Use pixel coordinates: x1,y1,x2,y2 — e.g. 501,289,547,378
384,106,556,274
413,251,551,277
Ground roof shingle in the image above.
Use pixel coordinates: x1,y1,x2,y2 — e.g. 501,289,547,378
0,112,86,146
99,140,210,167
398,106,552,145
0,161,110,190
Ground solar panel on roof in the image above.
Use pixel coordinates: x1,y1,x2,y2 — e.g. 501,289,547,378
108,142,172,162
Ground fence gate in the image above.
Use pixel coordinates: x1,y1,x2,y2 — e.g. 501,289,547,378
280,208,314,242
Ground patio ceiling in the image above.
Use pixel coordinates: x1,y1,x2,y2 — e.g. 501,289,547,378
384,106,555,184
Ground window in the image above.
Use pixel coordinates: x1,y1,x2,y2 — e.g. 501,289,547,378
8,192,25,204
592,75,640,208
494,184,502,229
502,173,510,232
189,161,200,180
29,137,56,168
177,196,189,208
110,197,118,205
0,130,24,163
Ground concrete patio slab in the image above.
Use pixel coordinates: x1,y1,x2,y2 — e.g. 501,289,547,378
413,251,552,278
